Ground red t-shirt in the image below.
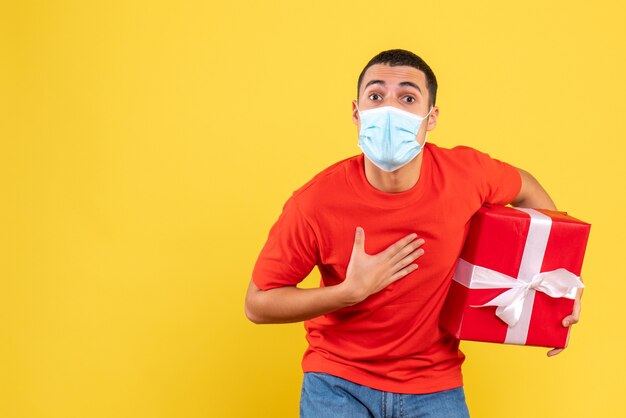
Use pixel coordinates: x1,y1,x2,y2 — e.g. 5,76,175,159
252,142,522,394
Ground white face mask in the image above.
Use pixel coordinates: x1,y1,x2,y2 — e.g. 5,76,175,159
357,105,433,172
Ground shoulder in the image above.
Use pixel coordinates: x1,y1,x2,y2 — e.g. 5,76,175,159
289,154,360,205
426,142,494,171
426,143,518,188
427,142,488,161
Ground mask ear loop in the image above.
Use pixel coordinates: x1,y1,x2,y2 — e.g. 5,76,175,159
423,106,434,141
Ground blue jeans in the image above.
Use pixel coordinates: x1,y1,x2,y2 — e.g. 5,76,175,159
300,372,470,418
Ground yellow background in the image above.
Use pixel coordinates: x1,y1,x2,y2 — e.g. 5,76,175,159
3,1,625,417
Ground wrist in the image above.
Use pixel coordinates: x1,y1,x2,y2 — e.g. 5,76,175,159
335,280,363,307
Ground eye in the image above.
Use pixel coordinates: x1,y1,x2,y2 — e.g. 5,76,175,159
403,96,416,103
368,93,382,101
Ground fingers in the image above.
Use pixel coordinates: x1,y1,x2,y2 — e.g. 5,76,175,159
352,227,365,252
381,232,420,260
376,233,424,285
556,287,582,328
389,263,419,283
576,287,584,300
562,314,579,327
388,237,425,265
562,303,581,327
547,348,563,357
550,310,577,356
391,247,424,274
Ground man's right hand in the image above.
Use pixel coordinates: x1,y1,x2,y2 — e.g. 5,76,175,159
245,227,425,324
339,227,425,306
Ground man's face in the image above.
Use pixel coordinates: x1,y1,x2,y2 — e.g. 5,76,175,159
352,64,438,143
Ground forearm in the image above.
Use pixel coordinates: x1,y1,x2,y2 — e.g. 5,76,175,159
511,168,557,210
246,228,424,324
245,280,353,324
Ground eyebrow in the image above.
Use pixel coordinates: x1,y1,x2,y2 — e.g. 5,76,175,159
364,79,422,94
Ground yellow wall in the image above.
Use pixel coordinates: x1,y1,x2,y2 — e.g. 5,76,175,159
3,1,625,417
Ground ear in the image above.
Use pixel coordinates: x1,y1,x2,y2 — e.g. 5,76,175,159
352,100,360,126
426,106,439,131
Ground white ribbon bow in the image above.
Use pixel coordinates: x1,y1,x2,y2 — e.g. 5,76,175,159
466,263,584,327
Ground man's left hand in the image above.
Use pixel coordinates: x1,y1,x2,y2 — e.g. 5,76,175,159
547,286,583,357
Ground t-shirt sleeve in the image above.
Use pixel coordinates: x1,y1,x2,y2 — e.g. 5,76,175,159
252,196,319,291
471,148,522,205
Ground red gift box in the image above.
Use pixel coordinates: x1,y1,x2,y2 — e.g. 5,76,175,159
440,205,591,348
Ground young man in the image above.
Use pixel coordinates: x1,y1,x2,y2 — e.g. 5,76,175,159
245,49,582,417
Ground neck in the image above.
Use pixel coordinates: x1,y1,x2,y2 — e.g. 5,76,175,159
363,153,424,193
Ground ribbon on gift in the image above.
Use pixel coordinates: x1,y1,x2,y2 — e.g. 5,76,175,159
452,207,585,345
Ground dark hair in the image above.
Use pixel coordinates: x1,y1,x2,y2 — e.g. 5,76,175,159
357,49,438,107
